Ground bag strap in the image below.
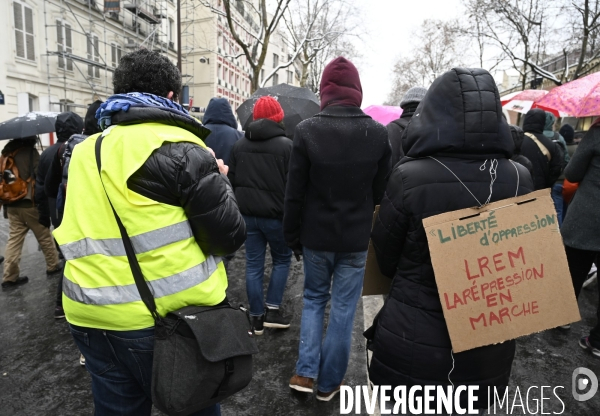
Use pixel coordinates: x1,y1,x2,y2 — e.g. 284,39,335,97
524,132,551,161
94,133,161,322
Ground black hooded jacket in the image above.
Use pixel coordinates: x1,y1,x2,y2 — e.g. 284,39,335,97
202,98,244,165
368,68,533,407
509,125,534,176
386,106,415,167
228,119,292,219
36,112,83,226
45,101,103,202
521,109,562,190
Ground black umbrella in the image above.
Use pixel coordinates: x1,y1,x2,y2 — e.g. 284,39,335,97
236,84,320,138
0,111,61,140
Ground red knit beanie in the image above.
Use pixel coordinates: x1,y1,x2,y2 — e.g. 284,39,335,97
253,96,284,123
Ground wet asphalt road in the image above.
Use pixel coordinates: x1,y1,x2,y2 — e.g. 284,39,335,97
0,221,599,416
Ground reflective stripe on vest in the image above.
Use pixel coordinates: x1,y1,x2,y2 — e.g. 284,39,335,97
60,220,193,260
62,256,222,305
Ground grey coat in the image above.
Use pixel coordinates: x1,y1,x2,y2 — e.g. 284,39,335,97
562,125,600,251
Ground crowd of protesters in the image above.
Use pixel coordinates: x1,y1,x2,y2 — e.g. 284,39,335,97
0,48,599,416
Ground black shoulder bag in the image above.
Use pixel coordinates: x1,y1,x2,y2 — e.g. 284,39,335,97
94,134,258,416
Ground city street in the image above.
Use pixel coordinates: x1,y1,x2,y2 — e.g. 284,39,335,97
0,222,599,415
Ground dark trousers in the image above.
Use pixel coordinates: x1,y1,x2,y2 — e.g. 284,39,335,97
70,324,221,416
565,245,600,347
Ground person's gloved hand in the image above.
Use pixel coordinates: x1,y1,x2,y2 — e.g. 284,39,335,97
288,240,303,261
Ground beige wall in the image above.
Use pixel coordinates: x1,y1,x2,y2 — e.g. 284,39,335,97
185,2,300,121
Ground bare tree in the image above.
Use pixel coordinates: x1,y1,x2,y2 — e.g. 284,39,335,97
564,0,600,80
284,0,359,91
305,38,361,94
200,0,311,92
463,0,556,88
385,19,464,105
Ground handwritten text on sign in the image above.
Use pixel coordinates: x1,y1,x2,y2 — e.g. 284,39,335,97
423,190,580,353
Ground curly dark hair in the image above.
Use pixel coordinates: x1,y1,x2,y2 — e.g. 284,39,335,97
113,49,181,100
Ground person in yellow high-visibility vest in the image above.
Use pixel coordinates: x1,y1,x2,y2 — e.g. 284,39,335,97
53,49,246,416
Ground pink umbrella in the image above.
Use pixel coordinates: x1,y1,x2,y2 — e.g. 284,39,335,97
500,90,548,114
535,72,600,117
363,105,403,125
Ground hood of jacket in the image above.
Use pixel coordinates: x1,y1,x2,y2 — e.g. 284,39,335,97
543,111,557,138
319,57,362,110
244,119,287,141
84,100,103,135
403,68,513,158
202,97,238,128
55,112,84,142
523,109,546,134
110,106,210,141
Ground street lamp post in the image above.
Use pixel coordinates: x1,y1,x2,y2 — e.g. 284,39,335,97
177,0,182,103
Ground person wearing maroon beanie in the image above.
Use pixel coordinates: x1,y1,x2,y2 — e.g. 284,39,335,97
284,57,391,400
228,96,293,335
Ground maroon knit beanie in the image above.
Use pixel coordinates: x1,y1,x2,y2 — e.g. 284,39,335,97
253,96,284,123
319,57,363,110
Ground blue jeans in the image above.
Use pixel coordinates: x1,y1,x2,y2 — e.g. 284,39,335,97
243,216,292,317
69,324,221,416
296,248,368,392
551,183,564,226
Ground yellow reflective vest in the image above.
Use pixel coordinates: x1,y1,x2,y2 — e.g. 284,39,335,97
53,123,228,331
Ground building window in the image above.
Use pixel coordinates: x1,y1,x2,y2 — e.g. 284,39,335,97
87,33,100,78
218,63,222,79
14,2,35,61
224,68,228,83
57,20,73,70
287,70,293,84
273,53,279,68
111,43,122,67
272,73,278,86
17,92,37,114
168,18,174,42
235,74,239,88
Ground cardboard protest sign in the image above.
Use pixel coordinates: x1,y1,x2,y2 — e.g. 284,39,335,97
423,189,580,353
362,206,392,296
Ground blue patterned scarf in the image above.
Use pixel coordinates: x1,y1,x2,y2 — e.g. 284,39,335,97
96,92,190,129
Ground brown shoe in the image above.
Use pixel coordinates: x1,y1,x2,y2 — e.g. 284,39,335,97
289,375,314,393
316,383,343,402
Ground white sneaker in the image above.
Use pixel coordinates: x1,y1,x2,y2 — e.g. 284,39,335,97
79,354,86,366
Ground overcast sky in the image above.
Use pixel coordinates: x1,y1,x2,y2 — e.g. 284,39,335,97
355,0,465,107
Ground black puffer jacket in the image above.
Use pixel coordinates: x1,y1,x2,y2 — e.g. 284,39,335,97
228,119,292,219
369,68,533,408
109,107,246,256
386,106,415,166
521,109,562,190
